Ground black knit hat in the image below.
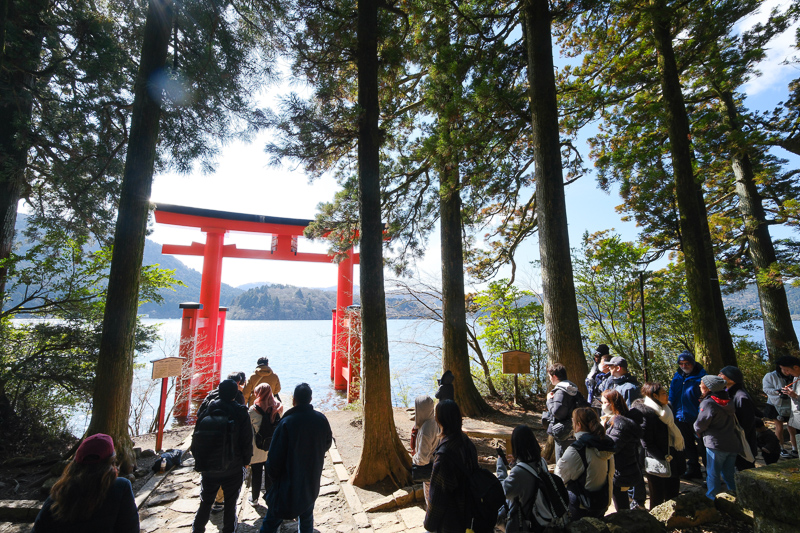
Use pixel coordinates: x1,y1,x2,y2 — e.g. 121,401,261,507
219,379,238,401
595,344,610,356
677,351,695,364
719,366,744,385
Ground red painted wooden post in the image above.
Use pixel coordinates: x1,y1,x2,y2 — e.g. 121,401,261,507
197,230,225,397
216,307,228,373
334,250,354,390
331,309,337,381
174,303,201,418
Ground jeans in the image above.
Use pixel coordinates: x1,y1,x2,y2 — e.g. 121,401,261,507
193,468,245,533
705,448,737,500
260,501,314,533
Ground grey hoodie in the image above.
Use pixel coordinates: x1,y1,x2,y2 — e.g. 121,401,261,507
413,395,439,466
545,380,580,438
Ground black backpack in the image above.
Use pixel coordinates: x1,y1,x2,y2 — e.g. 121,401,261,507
516,460,570,531
466,466,506,533
254,406,278,451
191,407,235,472
565,442,610,514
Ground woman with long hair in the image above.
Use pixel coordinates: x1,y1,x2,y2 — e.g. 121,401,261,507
423,400,482,533
694,375,740,500
249,382,283,504
555,407,615,519
600,389,645,511
631,382,685,508
496,425,547,532
32,434,139,532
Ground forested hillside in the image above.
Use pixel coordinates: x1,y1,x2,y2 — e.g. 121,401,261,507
227,284,338,319
723,284,800,320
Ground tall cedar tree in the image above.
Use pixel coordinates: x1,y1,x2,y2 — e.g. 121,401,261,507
350,0,412,487
522,0,587,389
86,0,174,470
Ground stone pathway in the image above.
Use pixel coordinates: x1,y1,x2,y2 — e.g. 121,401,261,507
138,441,371,533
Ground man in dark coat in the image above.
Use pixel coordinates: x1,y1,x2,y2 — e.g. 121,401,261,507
192,379,253,533
260,383,332,533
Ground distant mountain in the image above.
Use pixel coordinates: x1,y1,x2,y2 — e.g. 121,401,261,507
722,284,800,320
236,281,272,291
227,284,338,319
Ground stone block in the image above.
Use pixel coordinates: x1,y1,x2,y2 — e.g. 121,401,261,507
146,492,180,507
140,515,168,532
566,517,610,533
371,513,400,528
736,458,800,525
321,476,335,487
603,509,665,533
170,499,199,513
353,512,370,528
0,521,34,532
0,500,41,522
140,449,157,458
714,492,753,525
753,515,797,533
365,496,397,512
397,505,426,529
649,491,721,529
392,488,414,507
320,485,340,496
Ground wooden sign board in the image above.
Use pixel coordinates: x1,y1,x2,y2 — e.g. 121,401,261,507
152,357,185,380
502,351,531,374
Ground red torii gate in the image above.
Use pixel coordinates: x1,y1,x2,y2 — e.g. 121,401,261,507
153,203,360,417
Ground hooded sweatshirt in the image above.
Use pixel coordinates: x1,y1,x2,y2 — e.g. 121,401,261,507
669,362,707,423
545,380,580,436
599,372,640,408
243,365,281,406
693,392,741,454
413,395,439,467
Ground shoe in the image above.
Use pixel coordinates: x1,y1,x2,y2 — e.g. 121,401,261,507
791,449,799,458
630,502,646,511
780,449,792,459
211,502,224,514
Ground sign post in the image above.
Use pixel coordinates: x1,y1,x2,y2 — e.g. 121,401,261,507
151,357,185,452
502,351,531,406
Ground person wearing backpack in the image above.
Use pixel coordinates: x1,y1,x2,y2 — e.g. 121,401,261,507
631,382,685,509
191,379,253,533
543,363,585,462
600,390,645,511
496,425,569,533
556,407,615,520
424,400,483,533
693,375,741,500
248,383,283,505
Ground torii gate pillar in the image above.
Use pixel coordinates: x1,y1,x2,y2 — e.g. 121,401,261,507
333,252,354,391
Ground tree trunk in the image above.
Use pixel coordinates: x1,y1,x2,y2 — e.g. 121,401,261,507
649,1,725,372
522,0,588,392
696,185,737,367
0,0,47,299
86,0,173,473
350,0,411,487
440,159,491,415
719,91,799,360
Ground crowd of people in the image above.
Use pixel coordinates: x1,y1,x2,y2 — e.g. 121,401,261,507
29,349,800,533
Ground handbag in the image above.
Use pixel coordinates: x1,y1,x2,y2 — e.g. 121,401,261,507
411,462,433,482
644,454,671,478
733,415,755,463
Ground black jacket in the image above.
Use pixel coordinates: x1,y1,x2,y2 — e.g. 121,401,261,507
195,397,253,474
605,414,643,487
728,384,758,460
266,403,332,519
424,433,479,533
631,400,686,478
197,388,245,420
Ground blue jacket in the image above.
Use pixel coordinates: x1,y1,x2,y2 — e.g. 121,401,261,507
266,403,332,519
599,372,640,407
668,363,707,423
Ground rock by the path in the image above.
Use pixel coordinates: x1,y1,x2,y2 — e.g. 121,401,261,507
0,500,41,522
737,457,800,530
170,499,200,514
649,491,721,529
320,484,340,496
566,517,610,533
603,509,666,533
714,492,754,525
140,515,168,532
753,515,797,533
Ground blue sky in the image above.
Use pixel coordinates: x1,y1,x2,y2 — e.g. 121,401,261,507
147,0,799,291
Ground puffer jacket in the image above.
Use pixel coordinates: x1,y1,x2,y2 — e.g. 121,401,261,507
413,396,439,467
763,369,793,418
556,432,615,494
599,373,640,407
694,393,741,454
243,365,281,406
497,456,549,533
544,380,580,437
604,414,643,487
669,363,707,423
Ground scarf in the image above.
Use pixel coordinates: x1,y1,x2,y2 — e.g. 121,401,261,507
254,383,281,423
644,395,685,452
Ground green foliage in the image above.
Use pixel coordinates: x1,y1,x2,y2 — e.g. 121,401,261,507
573,230,761,387
472,280,549,396
227,284,338,319
0,225,173,454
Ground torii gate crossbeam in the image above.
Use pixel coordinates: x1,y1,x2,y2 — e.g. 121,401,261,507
153,203,360,417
